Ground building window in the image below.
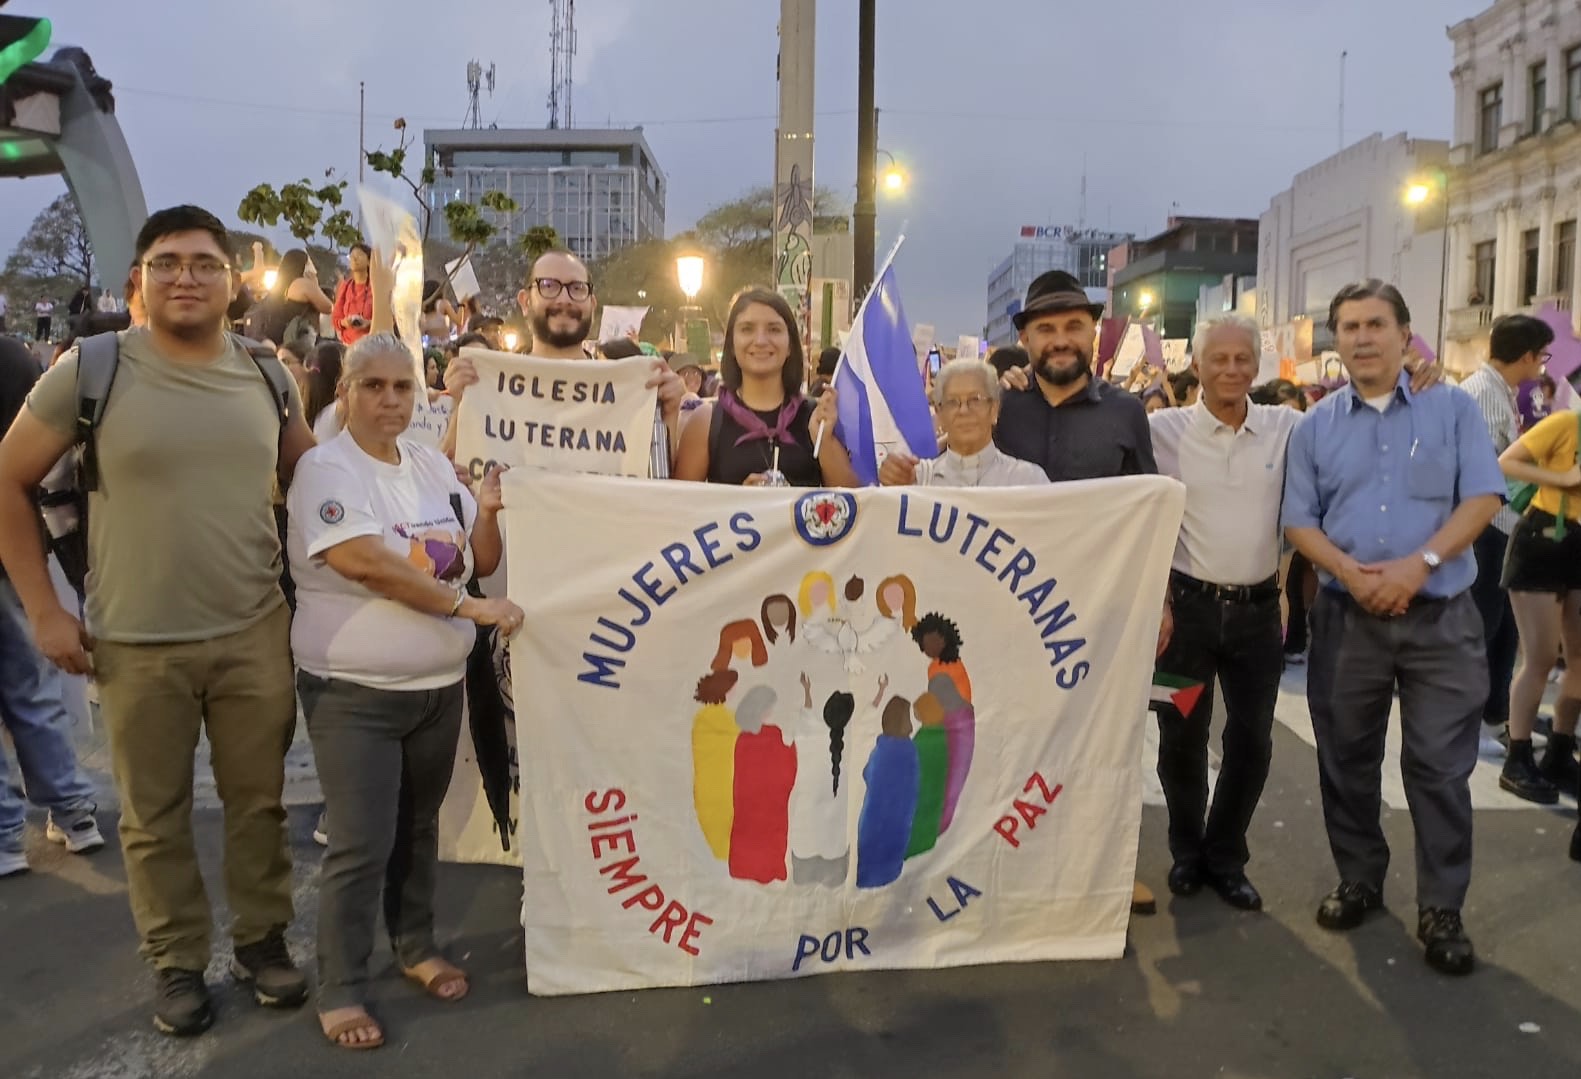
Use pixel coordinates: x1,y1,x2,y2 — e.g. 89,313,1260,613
1569,46,1581,122
1522,228,1541,302
1558,221,1577,296
1479,83,1503,153
1530,61,1547,135
1473,241,1496,304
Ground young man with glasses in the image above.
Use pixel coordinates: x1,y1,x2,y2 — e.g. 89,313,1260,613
0,205,318,1035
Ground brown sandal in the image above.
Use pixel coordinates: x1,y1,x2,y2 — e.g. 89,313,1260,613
401,960,469,1002
321,1010,385,1050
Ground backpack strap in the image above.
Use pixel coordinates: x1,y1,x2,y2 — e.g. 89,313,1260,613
73,332,121,492
232,333,292,430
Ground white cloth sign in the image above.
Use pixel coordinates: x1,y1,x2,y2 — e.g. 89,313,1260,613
405,394,453,448
358,186,425,387
503,471,1185,995
595,306,649,343
439,351,659,867
444,255,482,302
453,350,658,481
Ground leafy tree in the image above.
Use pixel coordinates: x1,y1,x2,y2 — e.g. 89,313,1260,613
365,117,438,242
4,193,94,291
236,172,360,252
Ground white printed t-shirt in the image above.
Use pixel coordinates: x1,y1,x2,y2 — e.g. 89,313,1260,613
287,429,477,690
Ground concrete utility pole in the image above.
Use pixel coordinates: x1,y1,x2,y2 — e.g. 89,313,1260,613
774,0,816,343
853,0,876,301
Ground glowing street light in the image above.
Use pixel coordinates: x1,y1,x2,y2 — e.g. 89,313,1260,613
504,330,520,351
1404,182,1432,206
676,255,705,301
1139,290,1155,311
877,148,907,195
262,268,279,292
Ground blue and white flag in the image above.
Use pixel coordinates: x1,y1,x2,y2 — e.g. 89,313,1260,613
834,263,938,484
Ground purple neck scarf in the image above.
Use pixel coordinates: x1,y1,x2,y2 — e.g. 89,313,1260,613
717,387,805,448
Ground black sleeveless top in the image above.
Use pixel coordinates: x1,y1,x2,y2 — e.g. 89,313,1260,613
707,397,823,486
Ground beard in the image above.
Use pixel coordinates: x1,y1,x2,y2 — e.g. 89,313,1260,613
1034,346,1092,387
528,305,592,350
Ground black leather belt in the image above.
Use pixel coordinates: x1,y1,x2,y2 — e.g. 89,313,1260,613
1170,571,1279,604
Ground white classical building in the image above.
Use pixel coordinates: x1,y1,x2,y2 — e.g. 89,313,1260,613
1444,0,1581,371
1257,133,1450,357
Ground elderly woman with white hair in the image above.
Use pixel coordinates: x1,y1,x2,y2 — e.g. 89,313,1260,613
881,358,1049,487
286,332,523,1050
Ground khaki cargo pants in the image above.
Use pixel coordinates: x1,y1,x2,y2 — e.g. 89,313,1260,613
94,603,297,971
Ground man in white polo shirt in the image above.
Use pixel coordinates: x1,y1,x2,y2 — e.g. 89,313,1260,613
1149,314,1441,913
1147,314,1299,912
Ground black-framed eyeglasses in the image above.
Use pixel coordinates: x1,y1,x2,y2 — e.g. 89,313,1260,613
532,277,593,301
142,256,231,285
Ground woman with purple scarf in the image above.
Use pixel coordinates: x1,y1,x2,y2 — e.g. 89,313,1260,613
674,288,860,487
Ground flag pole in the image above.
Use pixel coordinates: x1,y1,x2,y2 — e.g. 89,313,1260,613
813,231,907,457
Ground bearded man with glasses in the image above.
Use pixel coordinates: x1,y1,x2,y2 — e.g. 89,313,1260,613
440,249,684,476
0,205,318,1036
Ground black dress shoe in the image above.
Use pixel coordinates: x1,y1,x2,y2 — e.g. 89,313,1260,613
1167,860,1203,897
1417,908,1475,976
1206,870,1263,911
1315,881,1383,931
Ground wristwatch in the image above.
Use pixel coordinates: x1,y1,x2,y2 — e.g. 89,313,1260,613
1420,549,1443,571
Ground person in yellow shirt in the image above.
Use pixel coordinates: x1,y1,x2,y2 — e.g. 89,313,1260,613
1498,397,1581,821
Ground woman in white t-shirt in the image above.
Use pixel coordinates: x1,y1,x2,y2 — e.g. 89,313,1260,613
286,332,522,1051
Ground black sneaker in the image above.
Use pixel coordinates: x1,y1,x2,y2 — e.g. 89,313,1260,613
230,929,309,1008
1316,880,1383,931
1417,908,1475,976
153,967,213,1037
1500,743,1560,804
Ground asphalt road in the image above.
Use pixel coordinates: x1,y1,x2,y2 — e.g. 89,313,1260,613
2,708,1578,1079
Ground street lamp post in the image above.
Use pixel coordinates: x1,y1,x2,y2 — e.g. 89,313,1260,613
853,0,877,301
676,255,706,356
1405,171,1451,363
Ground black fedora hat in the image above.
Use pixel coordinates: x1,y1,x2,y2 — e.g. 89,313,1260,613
1013,270,1106,330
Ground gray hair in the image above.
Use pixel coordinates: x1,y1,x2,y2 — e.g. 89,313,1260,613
341,331,415,383
931,358,1000,407
735,685,777,733
1190,314,1261,364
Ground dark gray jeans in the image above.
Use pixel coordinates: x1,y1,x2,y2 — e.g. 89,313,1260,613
298,672,464,1010
1306,590,1487,911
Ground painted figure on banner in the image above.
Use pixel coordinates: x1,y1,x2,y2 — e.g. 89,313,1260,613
905,692,949,858
691,669,740,862
876,574,919,632
788,673,858,887
728,686,797,883
856,696,921,888
932,674,976,835
712,620,769,673
761,594,797,647
805,574,896,674
912,613,972,704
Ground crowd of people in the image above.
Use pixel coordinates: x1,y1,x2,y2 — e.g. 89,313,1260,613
0,200,1577,1050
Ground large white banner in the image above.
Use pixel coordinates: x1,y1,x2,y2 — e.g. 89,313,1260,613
503,470,1185,995
357,186,425,387
439,350,659,866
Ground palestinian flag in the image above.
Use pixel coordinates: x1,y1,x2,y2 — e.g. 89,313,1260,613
1150,672,1205,718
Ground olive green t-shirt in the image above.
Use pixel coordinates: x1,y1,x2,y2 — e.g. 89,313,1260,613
27,328,299,643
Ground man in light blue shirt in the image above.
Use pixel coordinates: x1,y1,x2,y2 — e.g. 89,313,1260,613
1282,280,1503,978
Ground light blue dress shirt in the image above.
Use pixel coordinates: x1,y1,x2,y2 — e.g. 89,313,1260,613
1281,370,1505,599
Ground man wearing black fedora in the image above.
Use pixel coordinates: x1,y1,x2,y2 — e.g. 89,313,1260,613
992,269,1166,916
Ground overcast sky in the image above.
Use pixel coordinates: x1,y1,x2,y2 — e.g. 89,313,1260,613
1,0,1474,337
